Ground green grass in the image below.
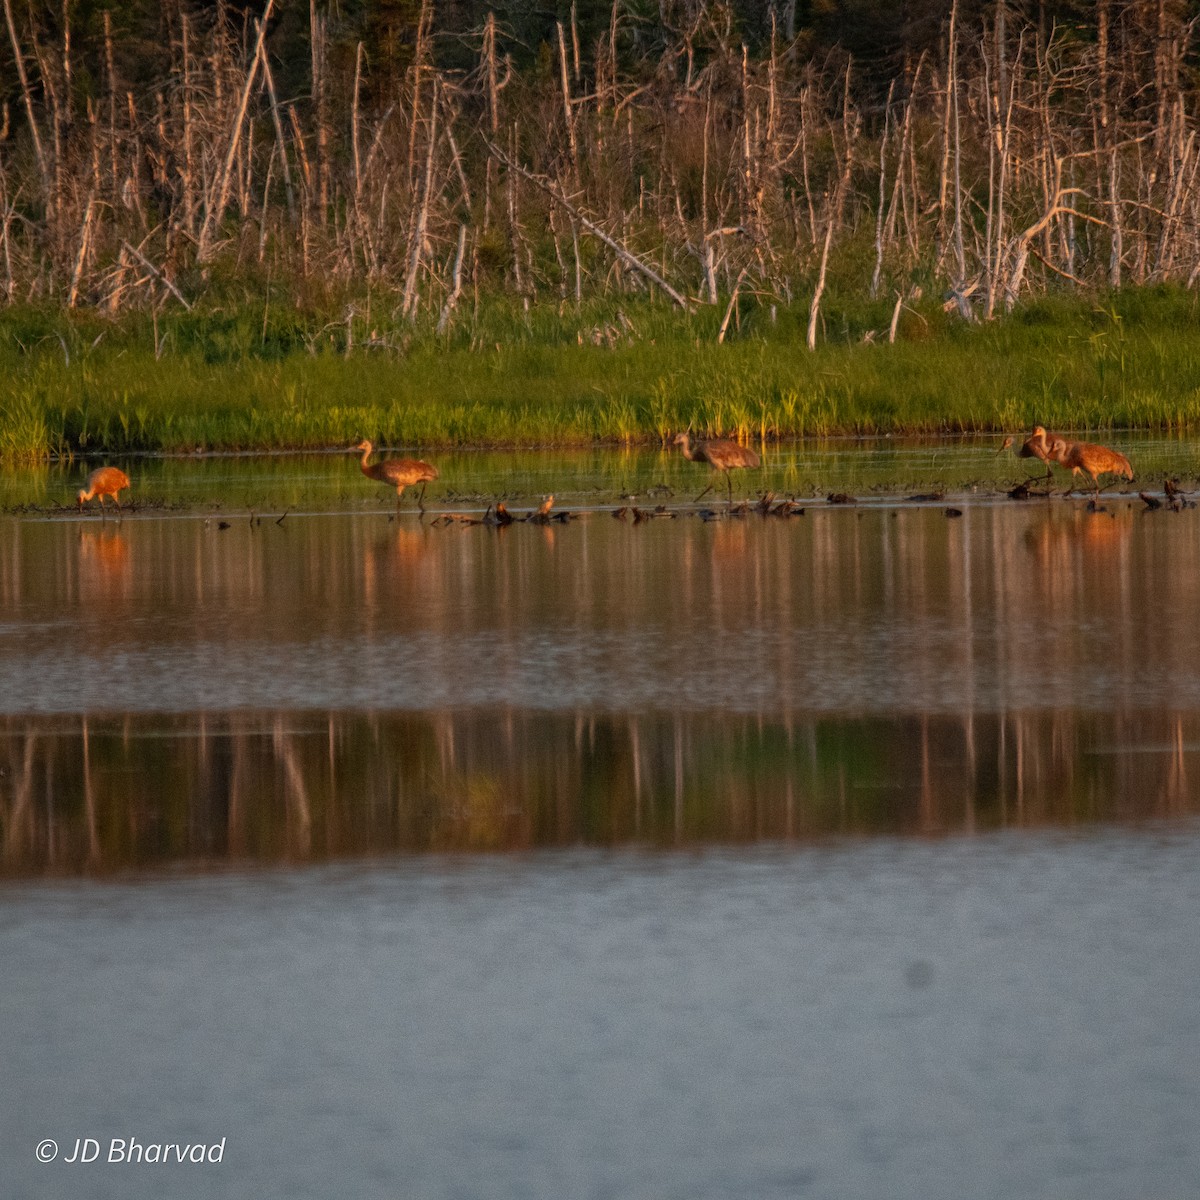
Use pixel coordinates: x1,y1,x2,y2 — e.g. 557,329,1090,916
3,286,1200,462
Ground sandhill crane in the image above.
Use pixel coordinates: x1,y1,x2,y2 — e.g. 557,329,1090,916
673,432,761,503
78,466,131,514
1046,434,1133,496
1016,425,1060,481
353,440,438,512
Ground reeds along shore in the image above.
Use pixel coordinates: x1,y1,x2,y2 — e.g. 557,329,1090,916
5,5,1200,460
4,286,1200,462
0,3,1199,326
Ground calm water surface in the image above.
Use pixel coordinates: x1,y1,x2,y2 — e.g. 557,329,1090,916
2,446,1199,1198
4,841,1200,1200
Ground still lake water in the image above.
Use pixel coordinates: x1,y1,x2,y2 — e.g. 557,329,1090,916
2,444,1200,1198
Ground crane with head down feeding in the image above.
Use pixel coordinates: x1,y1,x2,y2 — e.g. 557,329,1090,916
353,440,439,513
78,466,131,514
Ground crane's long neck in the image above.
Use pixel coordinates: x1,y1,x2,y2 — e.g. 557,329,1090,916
677,435,698,462
359,446,375,475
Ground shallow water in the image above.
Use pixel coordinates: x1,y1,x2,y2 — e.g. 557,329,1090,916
3,446,1199,1198
2,499,1199,716
5,495,1200,873
1,430,1192,514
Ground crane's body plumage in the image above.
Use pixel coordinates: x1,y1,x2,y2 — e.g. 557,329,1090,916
78,466,131,512
674,433,761,503
354,440,438,510
1017,425,1133,495
1047,435,1133,495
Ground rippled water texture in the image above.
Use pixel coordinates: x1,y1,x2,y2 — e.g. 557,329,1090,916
4,841,1200,1200
5,471,1200,872
4,499,1200,716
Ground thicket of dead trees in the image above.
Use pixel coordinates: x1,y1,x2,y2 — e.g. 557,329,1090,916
0,0,1198,338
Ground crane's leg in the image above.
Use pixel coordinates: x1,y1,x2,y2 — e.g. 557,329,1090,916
693,483,713,504
417,482,428,513
726,472,734,507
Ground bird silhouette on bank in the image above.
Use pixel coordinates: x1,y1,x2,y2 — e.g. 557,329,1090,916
353,440,438,512
78,467,131,514
673,432,761,504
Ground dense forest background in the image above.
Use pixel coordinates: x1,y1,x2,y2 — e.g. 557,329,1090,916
1,1,1199,338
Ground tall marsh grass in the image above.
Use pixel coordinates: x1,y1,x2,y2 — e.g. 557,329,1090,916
3,289,1200,459
0,388,53,464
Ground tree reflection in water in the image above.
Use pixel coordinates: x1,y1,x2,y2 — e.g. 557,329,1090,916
1,708,1196,876
3,499,1200,876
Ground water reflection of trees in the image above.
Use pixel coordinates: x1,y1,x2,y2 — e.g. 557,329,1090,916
2,502,1199,874
1,709,1197,876
4,504,1200,716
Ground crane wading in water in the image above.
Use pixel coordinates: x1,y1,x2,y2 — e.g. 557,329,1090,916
353,440,439,512
1045,433,1133,496
78,467,131,514
1016,425,1061,481
673,433,761,504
